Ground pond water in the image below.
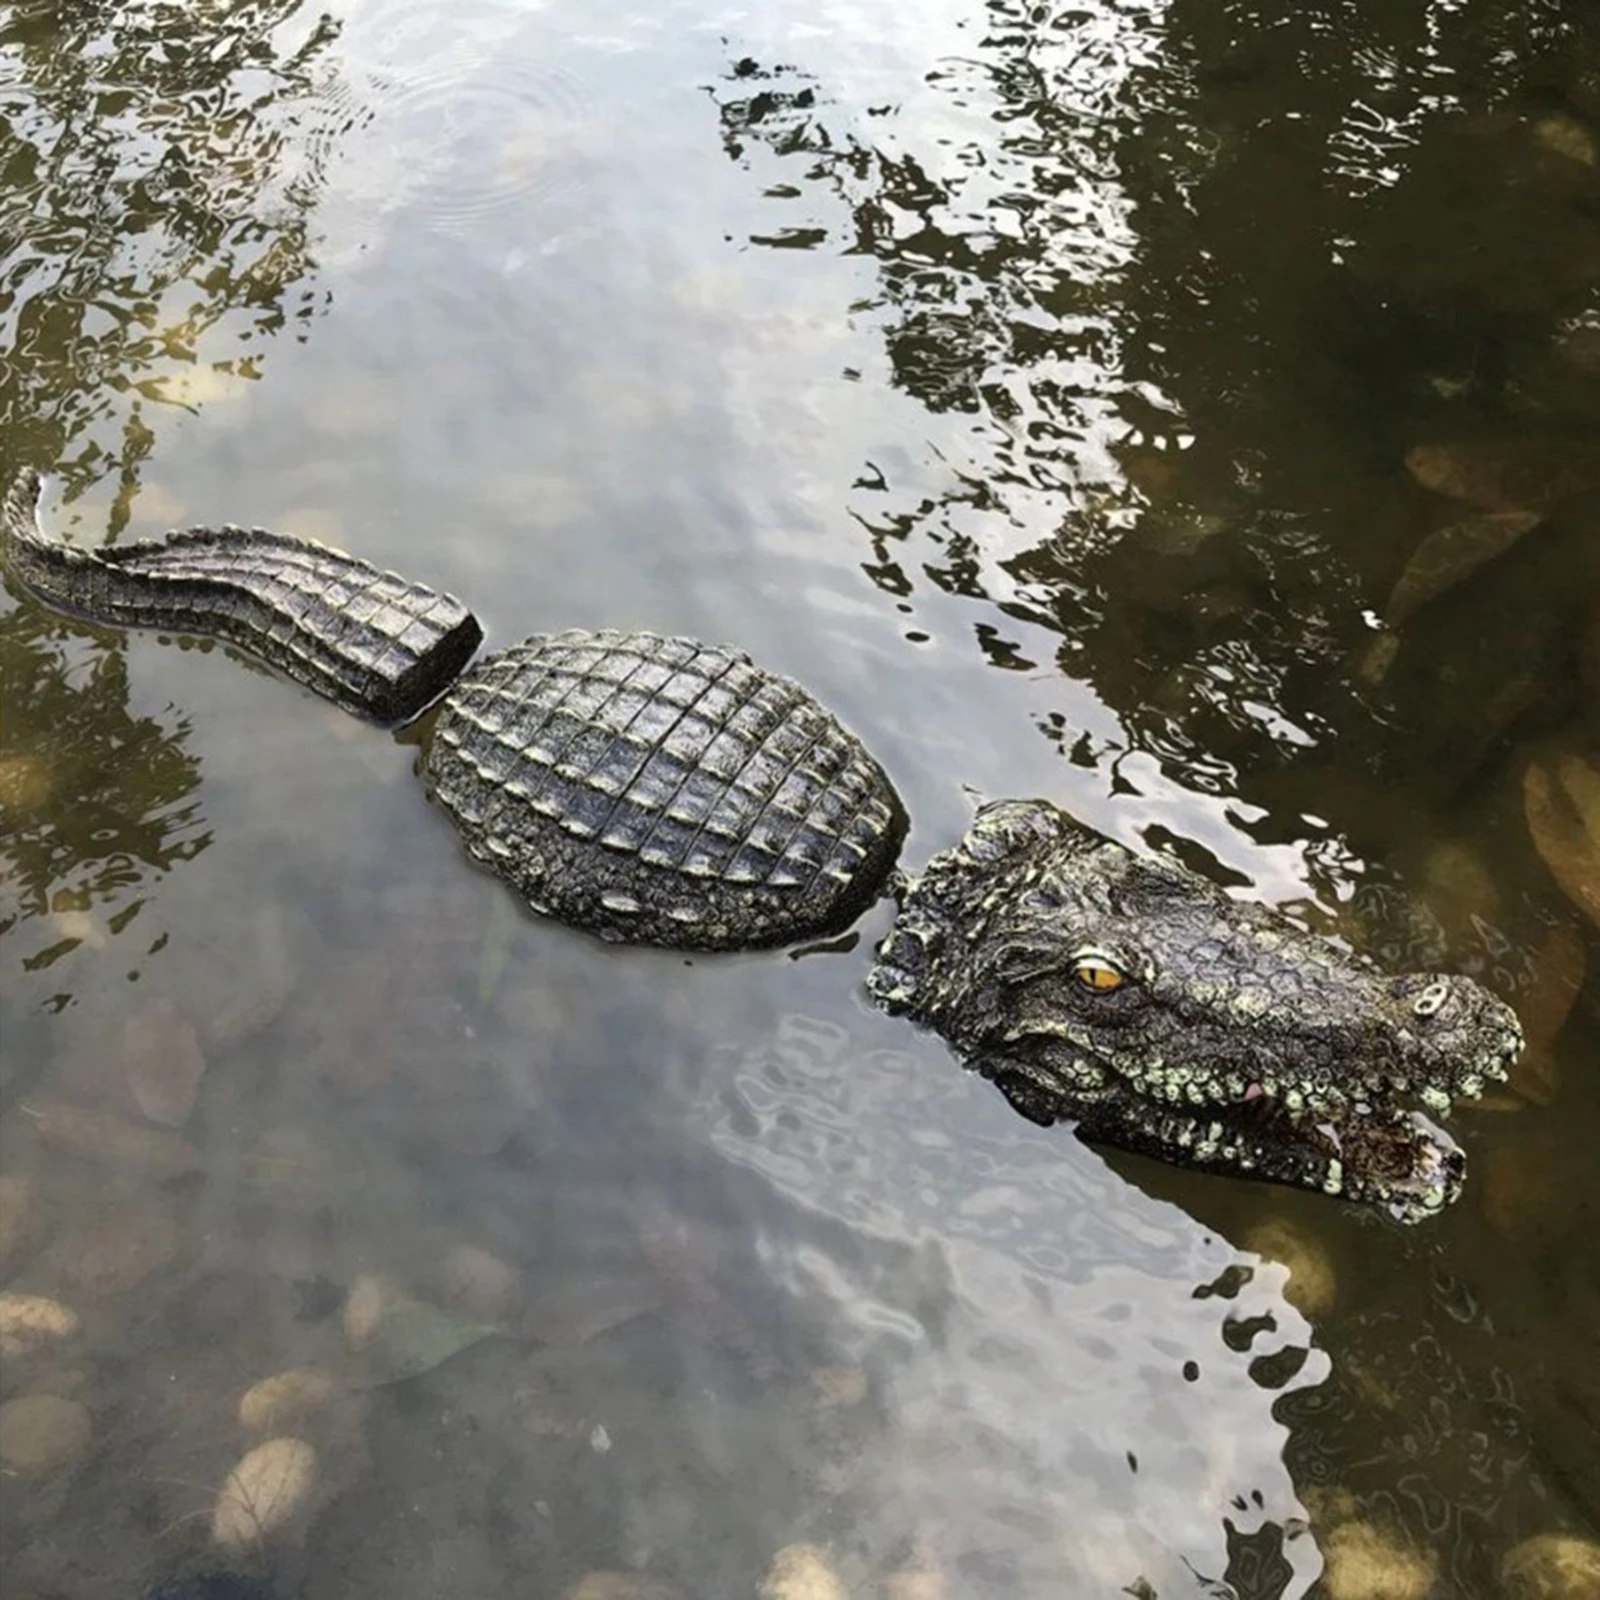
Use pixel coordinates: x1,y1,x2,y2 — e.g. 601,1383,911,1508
2,0,1598,1596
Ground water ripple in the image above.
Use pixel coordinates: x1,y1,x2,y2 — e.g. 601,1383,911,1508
311,0,601,261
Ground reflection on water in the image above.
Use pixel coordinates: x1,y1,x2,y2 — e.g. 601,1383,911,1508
3,0,1599,1595
0,0,340,493
713,4,1600,823
0,611,208,999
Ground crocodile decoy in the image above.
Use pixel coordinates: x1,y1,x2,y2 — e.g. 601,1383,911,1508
3,468,1523,1221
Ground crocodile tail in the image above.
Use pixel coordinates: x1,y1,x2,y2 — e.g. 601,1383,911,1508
1,468,104,605
1,470,483,724
2,467,45,551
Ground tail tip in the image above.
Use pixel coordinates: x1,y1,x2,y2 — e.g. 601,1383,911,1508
3,469,48,555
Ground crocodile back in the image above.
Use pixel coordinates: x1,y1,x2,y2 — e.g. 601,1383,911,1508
426,629,907,950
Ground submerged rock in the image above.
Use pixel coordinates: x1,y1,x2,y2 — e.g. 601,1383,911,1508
341,1272,400,1350
761,1543,851,1600
0,751,52,813
190,903,299,1054
436,1243,521,1324
48,1197,181,1299
880,1564,948,1600
1404,438,1600,512
1532,114,1598,168
23,1099,201,1179
1502,1532,1600,1597
0,1392,92,1473
1244,1219,1337,1319
808,1364,869,1411
0,1292,80,1359
1320,1519,1436,1600
123,999,208,1128
237,1368,338,1434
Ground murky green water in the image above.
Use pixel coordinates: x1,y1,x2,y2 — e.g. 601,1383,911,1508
3,0,1598,1595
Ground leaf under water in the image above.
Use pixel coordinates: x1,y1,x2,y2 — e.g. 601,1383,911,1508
1524,752,1600,930
1384,511,1543,626
518,1271,667,1349
1405,438,1600,511
1509,921,1586,1104
352,1297,503,1387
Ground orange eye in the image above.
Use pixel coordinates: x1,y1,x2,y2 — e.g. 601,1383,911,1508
1072,954,1126,992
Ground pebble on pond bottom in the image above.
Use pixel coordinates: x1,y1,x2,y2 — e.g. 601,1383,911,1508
880,1564,948,1600
1501,1532,1600,1598
0,1393,93,1473
1321,1520,1436,1600
436,1242,521,1324
0,1292,81,1358
236,1369,337,1435
1243,1218,1337,1319
760,1543,851,1600
341,1272,402,1349
0,751,53,813
807,1364,869,1411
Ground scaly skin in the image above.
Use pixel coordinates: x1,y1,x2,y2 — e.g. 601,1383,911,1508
4,468,1525,1215
1,468,482,723
425,629,907,950
868,799,1524,1222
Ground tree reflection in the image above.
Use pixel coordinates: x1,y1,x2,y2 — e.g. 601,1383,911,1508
0,609,208,975
713,2,1600,833
0,0,342,984
1,0,340,489
714,5,1600,1586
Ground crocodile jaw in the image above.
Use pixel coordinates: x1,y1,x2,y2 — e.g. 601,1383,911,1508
869,798,1523,1220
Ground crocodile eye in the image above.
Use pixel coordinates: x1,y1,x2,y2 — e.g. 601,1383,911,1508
1071,951,1127,993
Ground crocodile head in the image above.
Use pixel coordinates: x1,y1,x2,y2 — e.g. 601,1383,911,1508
868,799,1523,1222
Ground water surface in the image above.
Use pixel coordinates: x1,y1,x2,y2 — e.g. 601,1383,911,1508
3,0,1598,1595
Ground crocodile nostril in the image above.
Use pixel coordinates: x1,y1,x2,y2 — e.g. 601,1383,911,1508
1412,979,1451,1019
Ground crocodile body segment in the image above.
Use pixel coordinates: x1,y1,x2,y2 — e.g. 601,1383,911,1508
426,630,906,949
867,798,1523,1222
1,469,481,723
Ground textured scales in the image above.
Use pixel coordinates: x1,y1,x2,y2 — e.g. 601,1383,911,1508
2,469,481,723
869,799,1524,1222
425,630,908,950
